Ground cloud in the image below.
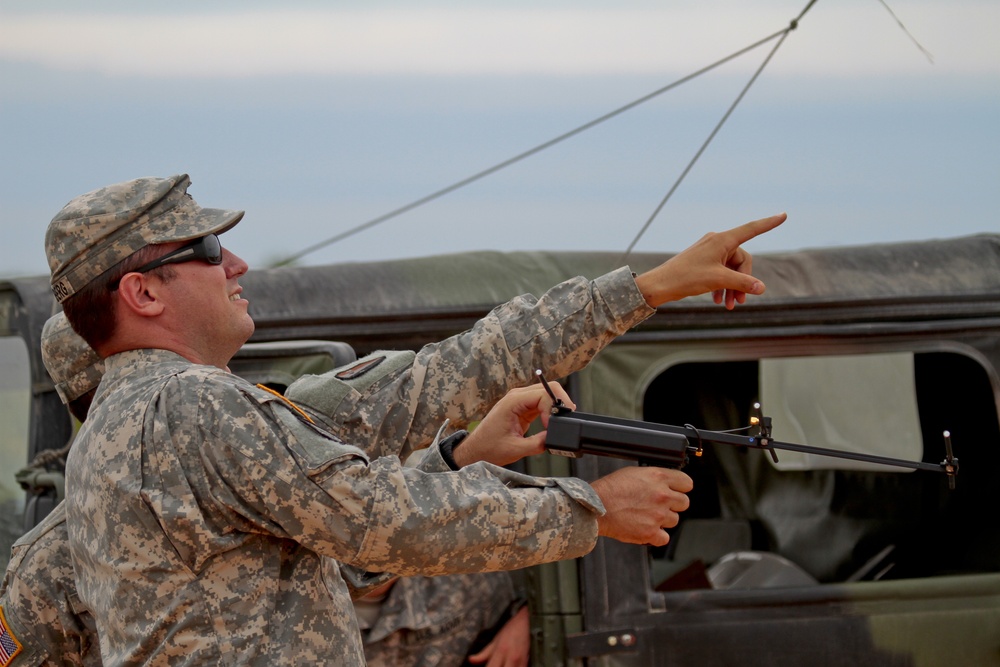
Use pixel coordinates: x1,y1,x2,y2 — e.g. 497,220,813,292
1,3,997,78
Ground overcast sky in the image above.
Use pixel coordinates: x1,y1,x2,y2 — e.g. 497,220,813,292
1,0,997,278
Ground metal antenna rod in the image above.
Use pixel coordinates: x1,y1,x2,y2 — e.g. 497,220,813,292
535,369,564,409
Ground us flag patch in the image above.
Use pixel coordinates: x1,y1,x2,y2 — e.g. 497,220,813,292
0,606,23,666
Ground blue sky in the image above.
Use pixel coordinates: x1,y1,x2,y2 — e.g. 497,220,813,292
1,0,997,278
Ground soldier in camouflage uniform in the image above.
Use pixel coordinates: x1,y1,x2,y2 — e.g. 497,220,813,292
7,310,536,667
7,315,534,667
44,174,781,665
0,314,104,667
1,314,523,667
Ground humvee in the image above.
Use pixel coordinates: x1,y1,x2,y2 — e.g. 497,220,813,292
2,234,999,665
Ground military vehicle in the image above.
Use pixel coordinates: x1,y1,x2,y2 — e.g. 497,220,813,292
2,233,999,665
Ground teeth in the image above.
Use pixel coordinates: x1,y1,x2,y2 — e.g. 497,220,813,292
230,294,242,301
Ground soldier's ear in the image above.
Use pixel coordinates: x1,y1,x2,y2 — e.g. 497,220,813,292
115,272,165,318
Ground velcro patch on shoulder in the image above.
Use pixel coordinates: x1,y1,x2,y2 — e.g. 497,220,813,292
286,350,415,422
0,606,24,666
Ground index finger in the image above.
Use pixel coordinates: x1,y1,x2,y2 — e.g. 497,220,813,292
725,213,787,247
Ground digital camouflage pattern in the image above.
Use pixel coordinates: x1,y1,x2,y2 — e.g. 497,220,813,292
40,313,104,405
45,174,243,303
356,573,517,667
0,504,100,667
65,348,602,664
289,266,652,606
289,266,651,461
63,268,651,665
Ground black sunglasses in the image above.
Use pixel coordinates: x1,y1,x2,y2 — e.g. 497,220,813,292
110,234,223,290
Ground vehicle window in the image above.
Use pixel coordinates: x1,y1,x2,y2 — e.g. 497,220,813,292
760,353,922,472
0,335,31,572
644,350,1000,590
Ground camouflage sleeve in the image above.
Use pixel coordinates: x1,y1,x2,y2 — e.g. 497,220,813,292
200,381,603,576
288,267,653,462
334,432,459,597
398,266,653,451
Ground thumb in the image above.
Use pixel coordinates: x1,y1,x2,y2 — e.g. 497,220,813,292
727,270,765,296
519,431,548,457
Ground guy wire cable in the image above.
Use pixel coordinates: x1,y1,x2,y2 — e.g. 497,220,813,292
277,0,933,267
273,22,794,267
876,0,934,64
619,0,817,265
618,0,931,263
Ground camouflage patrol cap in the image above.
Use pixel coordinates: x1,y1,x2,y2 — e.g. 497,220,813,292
41,312,105,404
46,174,244,303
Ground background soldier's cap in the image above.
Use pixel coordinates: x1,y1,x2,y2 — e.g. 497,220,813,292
45,173,244,303
41,312,104,404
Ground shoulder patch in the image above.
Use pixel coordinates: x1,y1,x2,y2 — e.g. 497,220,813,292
335,355,386,380
0,606,23,666
286,350,415,425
